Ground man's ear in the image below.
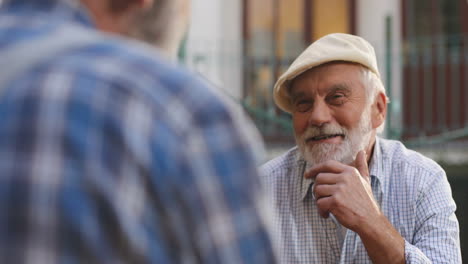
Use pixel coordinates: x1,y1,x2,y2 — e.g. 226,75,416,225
371,92,387,129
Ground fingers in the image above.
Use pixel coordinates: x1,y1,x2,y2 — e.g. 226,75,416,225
313,184,339,219
315,196,332,218
318,207,330,218
311,174,338,219
306,150,370,181
314,173,341,185
306,150,371,221
354,150,370,182
313,183,336,199
304,160,348,179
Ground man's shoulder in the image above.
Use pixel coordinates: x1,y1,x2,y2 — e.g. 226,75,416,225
379,138,444,176
260,147,299,177
56,32,195,94
77,31,264,157
4,20,261,160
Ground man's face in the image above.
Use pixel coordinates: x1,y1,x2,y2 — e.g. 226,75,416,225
290,62,374,165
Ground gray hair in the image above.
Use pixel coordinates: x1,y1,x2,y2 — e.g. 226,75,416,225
359,66,388,133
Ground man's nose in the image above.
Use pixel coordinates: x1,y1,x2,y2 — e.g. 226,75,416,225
307,101,332,127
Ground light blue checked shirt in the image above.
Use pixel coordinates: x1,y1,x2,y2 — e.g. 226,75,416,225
261,137,461,263
0,0,275,263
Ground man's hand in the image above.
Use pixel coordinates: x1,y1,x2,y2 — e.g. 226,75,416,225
304,150,405,264
304,151,380,231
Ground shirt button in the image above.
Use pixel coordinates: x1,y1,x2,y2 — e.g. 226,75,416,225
329,221,337,229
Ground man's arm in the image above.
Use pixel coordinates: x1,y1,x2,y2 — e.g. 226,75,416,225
307,151,404,264
306,151,461,263
404,170,461,263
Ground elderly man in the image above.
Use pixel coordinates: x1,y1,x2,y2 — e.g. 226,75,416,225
261,33,461,263
0,0,276,263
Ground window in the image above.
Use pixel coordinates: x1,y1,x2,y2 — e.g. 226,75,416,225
401,0,467,138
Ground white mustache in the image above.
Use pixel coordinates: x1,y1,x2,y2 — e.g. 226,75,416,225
302,125,347,140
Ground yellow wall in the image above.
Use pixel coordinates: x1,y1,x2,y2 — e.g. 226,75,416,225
277,0,303,57
312,0,350,40
250,0,273,31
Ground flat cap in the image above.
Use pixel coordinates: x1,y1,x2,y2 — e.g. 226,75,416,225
273,33,380,113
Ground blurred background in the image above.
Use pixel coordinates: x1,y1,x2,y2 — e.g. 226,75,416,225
180,0,468,260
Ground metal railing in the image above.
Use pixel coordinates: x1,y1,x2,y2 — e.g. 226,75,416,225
181,33,468,150
241,34,468,148
401,34,468,147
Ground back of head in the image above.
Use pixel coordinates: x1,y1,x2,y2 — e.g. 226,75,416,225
127,0,190,59
78,0,190,59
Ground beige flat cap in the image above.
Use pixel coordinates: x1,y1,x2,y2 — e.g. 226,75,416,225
273,33,381,113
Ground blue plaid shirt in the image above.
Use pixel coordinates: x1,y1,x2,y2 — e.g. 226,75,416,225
0,0,275,263
261,138,461,263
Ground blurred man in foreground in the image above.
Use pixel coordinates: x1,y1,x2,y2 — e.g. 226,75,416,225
261,33,461,263
0,0,275,263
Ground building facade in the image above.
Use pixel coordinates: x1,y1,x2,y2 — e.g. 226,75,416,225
184,0,468,144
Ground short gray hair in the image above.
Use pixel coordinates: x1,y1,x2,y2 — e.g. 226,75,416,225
359,66,388,133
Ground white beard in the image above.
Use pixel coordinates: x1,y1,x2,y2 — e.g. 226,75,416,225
296,106,373,165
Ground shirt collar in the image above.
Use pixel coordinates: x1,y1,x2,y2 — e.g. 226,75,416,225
368,137,383,181
296,154,313,201
1,0,94,28
298,137,384,201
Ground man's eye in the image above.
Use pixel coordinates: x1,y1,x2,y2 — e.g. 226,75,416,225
328,94,346,105
295,101,313,112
